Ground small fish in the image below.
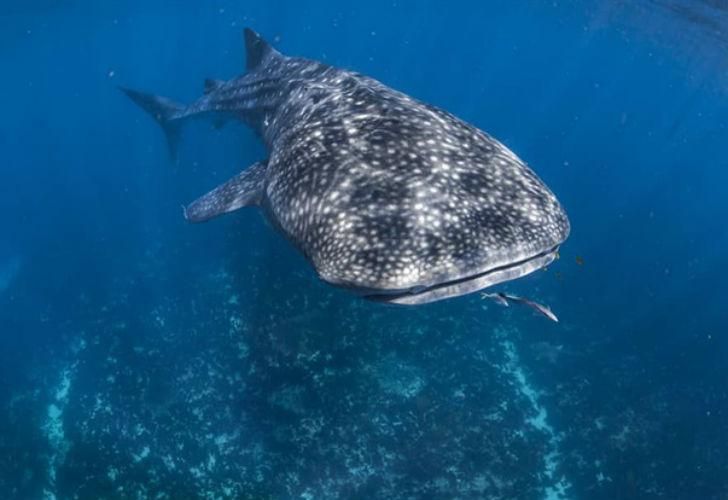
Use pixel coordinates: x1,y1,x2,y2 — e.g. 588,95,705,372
482,292,559,322
575,255,584,266
481,292,510,307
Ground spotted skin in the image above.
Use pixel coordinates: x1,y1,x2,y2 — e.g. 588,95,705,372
124,29,570,304
184,161,267,222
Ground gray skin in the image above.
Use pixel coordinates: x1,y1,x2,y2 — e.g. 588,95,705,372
122,28,570,306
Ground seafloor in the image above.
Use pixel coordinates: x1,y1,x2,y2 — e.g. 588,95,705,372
4,245,719,500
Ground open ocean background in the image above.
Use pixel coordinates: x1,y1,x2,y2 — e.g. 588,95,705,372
1,1,727,498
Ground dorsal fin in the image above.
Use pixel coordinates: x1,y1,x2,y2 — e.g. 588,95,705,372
244,28,280,71
204,78,225,95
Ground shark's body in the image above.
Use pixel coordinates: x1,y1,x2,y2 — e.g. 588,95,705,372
123,29,570,306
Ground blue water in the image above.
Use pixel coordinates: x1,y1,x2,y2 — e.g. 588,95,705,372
1,1,727,498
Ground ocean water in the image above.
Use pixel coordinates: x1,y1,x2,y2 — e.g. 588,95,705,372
1,1,727,498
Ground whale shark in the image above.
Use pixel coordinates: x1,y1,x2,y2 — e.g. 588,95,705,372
122,28,570,307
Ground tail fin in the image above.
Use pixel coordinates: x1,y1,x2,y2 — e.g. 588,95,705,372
119,87,185,161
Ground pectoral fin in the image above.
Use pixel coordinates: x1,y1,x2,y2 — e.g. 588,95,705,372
184,160,267,222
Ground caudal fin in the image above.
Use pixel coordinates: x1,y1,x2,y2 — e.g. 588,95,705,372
119,86,185,161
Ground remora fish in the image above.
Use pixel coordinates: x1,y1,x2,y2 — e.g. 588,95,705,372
122,29,570,306
481,292,559,322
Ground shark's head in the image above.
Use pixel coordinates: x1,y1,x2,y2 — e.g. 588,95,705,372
304,125,571,306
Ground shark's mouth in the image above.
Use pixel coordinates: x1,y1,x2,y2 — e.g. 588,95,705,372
364,246,560,306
